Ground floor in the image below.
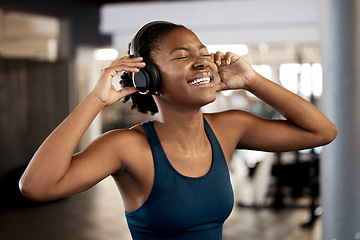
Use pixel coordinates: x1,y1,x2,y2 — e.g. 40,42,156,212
0,176,321,240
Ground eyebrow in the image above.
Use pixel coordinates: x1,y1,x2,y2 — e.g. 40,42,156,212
169,44,207,56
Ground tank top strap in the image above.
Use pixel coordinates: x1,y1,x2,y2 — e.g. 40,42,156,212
141,120,158,149
141,120,163,161
203,118,227,166
140,121,168,176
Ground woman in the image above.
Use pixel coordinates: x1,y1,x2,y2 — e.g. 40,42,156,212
19,21,337,239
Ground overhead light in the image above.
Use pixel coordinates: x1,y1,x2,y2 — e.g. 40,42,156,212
94,48,118,60
206,44,248,56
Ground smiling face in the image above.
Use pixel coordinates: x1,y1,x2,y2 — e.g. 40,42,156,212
152,28,220,111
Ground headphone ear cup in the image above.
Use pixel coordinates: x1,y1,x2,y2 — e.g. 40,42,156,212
146,63,161,94
132,63,161,94
132,69,150,94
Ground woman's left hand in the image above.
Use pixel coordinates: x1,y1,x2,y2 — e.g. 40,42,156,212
211,51,257,92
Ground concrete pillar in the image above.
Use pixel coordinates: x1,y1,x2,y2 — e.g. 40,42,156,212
320,0,360,239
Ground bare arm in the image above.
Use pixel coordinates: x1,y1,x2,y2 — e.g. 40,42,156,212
19,55,144,201
211,52,338,152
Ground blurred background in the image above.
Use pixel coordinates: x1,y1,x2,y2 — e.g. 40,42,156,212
0,0,359,239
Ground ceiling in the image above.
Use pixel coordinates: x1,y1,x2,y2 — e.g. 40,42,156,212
100,0,321,64
65,0,167,6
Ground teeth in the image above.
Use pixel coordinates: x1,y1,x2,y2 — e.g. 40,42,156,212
188,77,211,85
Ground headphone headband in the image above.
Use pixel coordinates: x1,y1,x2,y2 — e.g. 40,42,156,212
130,21,175,58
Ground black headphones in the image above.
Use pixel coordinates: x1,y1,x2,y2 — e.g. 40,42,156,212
129,21,171,94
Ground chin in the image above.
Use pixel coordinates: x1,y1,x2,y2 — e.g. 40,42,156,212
198,93,216,108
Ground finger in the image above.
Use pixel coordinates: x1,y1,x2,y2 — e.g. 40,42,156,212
214,51,225,66
118,61,146,69
117,87,138,98
116,62,146,73
110,55,144,67
224,52,233,65
107,62,146,76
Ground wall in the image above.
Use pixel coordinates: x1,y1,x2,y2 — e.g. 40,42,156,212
0,0,111,207
0,59,69,181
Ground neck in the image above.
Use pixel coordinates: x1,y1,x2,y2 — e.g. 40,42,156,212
153,104,207,151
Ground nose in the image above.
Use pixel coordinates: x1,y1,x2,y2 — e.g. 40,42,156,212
193,56,210,69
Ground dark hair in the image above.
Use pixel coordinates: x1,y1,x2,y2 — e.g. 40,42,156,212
120,21,188,115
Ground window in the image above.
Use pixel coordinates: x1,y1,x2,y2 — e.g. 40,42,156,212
279,63,322,97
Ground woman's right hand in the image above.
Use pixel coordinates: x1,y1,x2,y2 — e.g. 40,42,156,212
211,51,257,92
91,55,145,106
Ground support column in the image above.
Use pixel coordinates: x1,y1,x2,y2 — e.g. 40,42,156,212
320,0,360,239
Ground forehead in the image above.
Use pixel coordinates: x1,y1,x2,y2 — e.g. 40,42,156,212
159,28,204,53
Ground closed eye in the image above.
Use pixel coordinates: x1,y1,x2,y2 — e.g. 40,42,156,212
172,56,190,61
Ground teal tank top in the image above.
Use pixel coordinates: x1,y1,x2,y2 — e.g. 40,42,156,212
125,118,234,239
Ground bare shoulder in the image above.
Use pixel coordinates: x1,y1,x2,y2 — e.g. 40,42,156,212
204,109,259,133
97,123,149,155
203,110,259,160
102,123,147,141
99,123,152,171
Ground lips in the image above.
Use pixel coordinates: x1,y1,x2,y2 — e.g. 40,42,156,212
187,72,213,86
